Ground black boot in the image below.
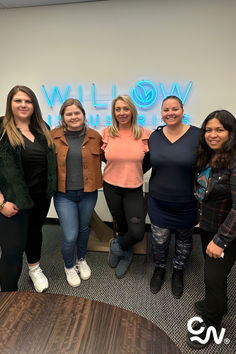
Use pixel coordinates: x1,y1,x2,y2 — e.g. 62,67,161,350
150,267,166,294
172,268,184,299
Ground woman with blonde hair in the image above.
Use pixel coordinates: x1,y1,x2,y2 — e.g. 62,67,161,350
0,85,56,292
102,95,151,278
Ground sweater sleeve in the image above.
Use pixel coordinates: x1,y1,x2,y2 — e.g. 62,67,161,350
213,159,236,248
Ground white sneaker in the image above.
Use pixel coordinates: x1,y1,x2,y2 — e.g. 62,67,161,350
64,266,81,287
76,259,91,280
29,266,49,293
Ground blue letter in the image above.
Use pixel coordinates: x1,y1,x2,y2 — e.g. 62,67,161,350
160,81,192,104
92,84,107,108
42,85,70,107
89,114,99,126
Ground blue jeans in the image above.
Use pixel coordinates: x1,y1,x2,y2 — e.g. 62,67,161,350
54,190,97,268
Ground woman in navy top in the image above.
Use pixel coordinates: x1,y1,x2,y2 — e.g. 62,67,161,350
145,95,199,298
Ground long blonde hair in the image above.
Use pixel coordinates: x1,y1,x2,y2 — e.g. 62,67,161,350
109,95,142,139
1,85,54,148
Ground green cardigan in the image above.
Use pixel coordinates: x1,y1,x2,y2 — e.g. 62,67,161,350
0,118,57,210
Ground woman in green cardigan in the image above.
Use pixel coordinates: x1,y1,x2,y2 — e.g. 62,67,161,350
0,85,56,293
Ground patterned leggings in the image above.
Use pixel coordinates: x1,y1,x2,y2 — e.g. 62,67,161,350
151,223,194,270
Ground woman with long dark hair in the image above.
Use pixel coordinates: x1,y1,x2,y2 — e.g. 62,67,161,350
187,110,236,349
0,85,56,292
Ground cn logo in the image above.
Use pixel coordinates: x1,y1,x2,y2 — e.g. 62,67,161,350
187,317,226,345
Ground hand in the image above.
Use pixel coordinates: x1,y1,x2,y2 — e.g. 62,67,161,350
0,201,19,218
206,240,224,259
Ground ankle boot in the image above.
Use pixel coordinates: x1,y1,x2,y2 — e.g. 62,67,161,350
108,238,124,268
171,268,184,299
115,247,133,279
150,267,166,294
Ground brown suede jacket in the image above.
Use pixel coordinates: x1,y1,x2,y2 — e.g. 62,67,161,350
51,126,103,193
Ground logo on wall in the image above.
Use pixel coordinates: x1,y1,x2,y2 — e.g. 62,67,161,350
131,80,157,108
41,80,193,128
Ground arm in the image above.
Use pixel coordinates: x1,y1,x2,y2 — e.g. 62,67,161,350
143,151,151,174
209,161,236,254
0,192,19,218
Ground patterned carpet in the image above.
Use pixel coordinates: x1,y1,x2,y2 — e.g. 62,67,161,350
18,224,236,354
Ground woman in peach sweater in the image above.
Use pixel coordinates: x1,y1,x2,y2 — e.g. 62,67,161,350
102,95,151,278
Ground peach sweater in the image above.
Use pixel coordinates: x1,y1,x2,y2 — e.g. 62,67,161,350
102,127,152,188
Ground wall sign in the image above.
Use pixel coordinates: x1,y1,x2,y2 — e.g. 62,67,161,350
41,80,192,128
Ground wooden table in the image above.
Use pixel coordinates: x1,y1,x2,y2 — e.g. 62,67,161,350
0,292,182,354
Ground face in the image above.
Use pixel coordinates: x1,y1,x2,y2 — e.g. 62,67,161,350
161,98,183,127
63,104,85,131
11,91,34,124
114,99,132,128
205,118,229,152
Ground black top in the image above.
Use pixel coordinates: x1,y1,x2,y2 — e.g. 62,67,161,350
21,135,48,194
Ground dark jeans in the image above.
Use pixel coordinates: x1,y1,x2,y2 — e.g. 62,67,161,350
0,194,51,292
103,181,145,250
200,229,236,328
151,224,193,270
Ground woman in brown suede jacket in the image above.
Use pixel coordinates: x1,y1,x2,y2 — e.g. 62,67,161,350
51,98,102,287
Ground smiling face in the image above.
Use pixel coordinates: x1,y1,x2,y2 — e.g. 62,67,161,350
161,98,184,127
11,91,34,124
63,104,85,131
205,118,229,152
114,99,132,128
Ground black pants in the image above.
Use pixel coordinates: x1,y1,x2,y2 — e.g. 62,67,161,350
200,229,236,328
0,194,50,291
103,181,145,250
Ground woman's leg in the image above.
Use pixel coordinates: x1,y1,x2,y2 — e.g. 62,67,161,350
171,228,194,299
54,191,80,269
54,191,81,287
120,186,145,250
202,239,236,328
149,224,171,293
151,224,171,268
173,228,194,270
25,194,51,292
112,186,145,278
76,190,98,259
25,194,51,264
75,190,98,280
200,229,215,257
0,211,28,291
103,181,127,237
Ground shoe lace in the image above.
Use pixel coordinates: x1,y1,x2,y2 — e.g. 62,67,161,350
67,267,78,279
32,267,45,280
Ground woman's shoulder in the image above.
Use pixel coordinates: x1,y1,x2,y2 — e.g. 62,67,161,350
190,125,200,132
149,125,164,139
141,127,153,139
86,127,101,138
50,126,64,138
101,126,110,140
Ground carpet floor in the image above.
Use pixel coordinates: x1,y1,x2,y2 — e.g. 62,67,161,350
18,224,235,354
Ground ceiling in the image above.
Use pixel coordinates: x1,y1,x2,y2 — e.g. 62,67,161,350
0,0,104,9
